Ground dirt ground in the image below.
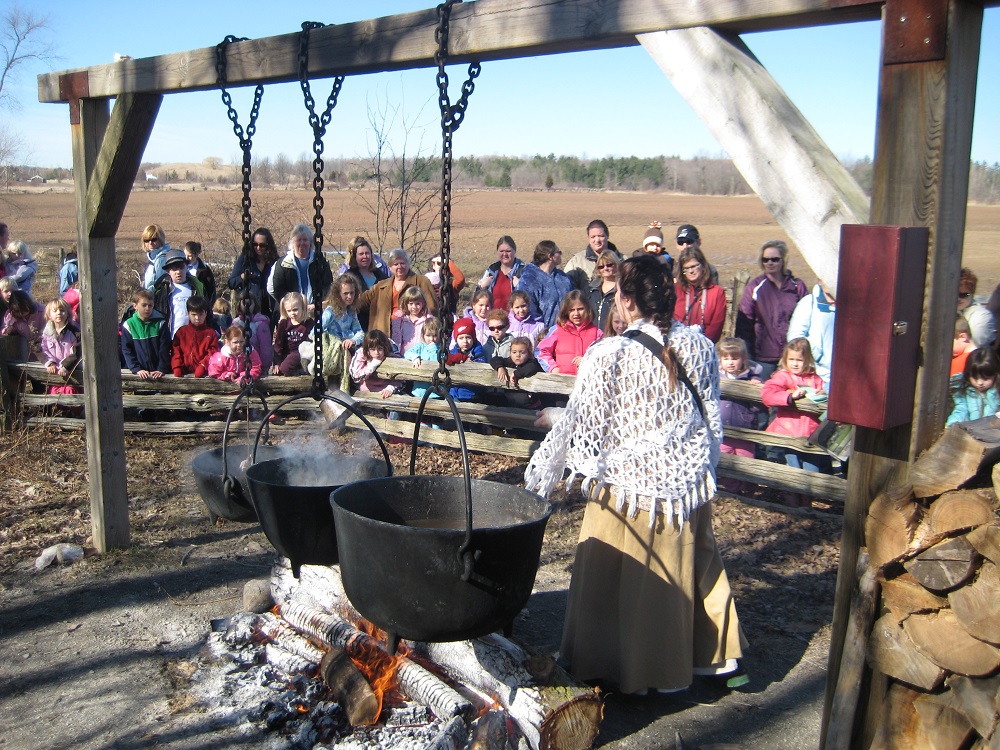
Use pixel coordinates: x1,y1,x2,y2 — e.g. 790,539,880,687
0,426,842,750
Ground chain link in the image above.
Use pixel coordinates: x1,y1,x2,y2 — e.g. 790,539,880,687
434,0,480,380
216,35,265,386
298,22,347,396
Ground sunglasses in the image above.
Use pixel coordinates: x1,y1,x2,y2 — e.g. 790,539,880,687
596,264,615,270
959,291,973,299
762,256,783,264
682,264,702,273
252,242,268,249
676,238,696,246
488,325,508,332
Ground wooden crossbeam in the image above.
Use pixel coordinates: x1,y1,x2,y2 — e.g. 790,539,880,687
37,0,884,102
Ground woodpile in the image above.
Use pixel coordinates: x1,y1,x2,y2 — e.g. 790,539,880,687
858,419,1000,749
269,559,603,750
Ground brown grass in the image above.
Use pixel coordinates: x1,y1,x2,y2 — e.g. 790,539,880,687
5,186,1000,302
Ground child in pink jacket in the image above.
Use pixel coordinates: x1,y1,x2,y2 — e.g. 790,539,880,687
760,337,828,506
209,325,262,381
537,291,602,375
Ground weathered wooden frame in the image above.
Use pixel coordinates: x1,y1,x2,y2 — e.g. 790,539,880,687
38,0,990,743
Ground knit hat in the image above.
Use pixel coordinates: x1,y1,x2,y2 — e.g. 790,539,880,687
453,317,477,339
642,223,664,249
676,224,700,243
162,248,187,268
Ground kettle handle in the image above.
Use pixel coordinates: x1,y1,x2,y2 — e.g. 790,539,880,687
250,393,394,479
410,387,477,581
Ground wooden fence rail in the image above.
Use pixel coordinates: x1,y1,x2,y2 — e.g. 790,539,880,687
3,343,846,502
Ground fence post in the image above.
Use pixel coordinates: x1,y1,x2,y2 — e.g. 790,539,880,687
0,335,16,430
723,269,750,339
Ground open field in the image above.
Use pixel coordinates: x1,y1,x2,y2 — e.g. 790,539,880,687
5,186,1000,301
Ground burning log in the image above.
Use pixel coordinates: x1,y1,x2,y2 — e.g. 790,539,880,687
263,643,316,676
469,710,510,750
318,646,380,726
276,600,473,722
271,560,601,750
256,612,326,665
425,715,470,750
410,636,602,750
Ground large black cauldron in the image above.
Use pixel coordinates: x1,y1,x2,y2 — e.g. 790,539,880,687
246,454,389,576
190,384,274,523
243,392,394,577
191,443,282,522
331,475,551,650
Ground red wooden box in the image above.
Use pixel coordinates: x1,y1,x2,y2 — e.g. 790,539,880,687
828,225,928,431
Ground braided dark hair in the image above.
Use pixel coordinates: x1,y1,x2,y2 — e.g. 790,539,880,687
618,255,679,386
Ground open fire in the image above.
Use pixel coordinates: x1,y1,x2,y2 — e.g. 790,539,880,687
178,559,602,750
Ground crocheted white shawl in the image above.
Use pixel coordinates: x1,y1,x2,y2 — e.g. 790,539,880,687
524,320,722,529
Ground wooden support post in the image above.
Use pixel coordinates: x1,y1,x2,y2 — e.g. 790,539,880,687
71,90,162,552
639,27,871,294
0,335,16,429
820,1,983,747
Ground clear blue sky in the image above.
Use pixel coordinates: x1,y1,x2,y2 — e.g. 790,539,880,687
7,1,999,169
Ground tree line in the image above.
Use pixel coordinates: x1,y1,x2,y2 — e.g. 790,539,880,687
5,156,998,204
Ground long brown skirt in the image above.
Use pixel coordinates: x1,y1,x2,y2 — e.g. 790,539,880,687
560,490,746,694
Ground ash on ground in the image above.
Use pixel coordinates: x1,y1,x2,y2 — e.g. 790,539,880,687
173,612,460,750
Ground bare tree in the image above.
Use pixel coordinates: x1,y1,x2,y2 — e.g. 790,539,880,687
0,125,23,191
0,5,56,110
273,152,291,187
253,155,273,186
296,152,312,188
353,94,440,266
193,193,300,273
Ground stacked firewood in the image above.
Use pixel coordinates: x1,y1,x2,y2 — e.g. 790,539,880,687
863,418,1000,749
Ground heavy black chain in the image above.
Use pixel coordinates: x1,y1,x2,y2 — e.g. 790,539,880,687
216,35,265,386
216,35,264,261
298,21,346,396
433,0,480,385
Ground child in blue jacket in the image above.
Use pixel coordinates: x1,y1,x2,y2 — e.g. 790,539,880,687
446,317,486,401
947,347,1000,426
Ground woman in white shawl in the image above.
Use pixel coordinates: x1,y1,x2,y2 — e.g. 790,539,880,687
525,254,747,695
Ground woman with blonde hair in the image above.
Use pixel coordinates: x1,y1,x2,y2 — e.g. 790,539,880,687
140,224,171,290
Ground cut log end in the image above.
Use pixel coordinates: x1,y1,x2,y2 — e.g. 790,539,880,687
319,646,381,726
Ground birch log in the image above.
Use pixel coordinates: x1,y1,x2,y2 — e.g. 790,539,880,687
410,636,602,750
277,601,473,722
